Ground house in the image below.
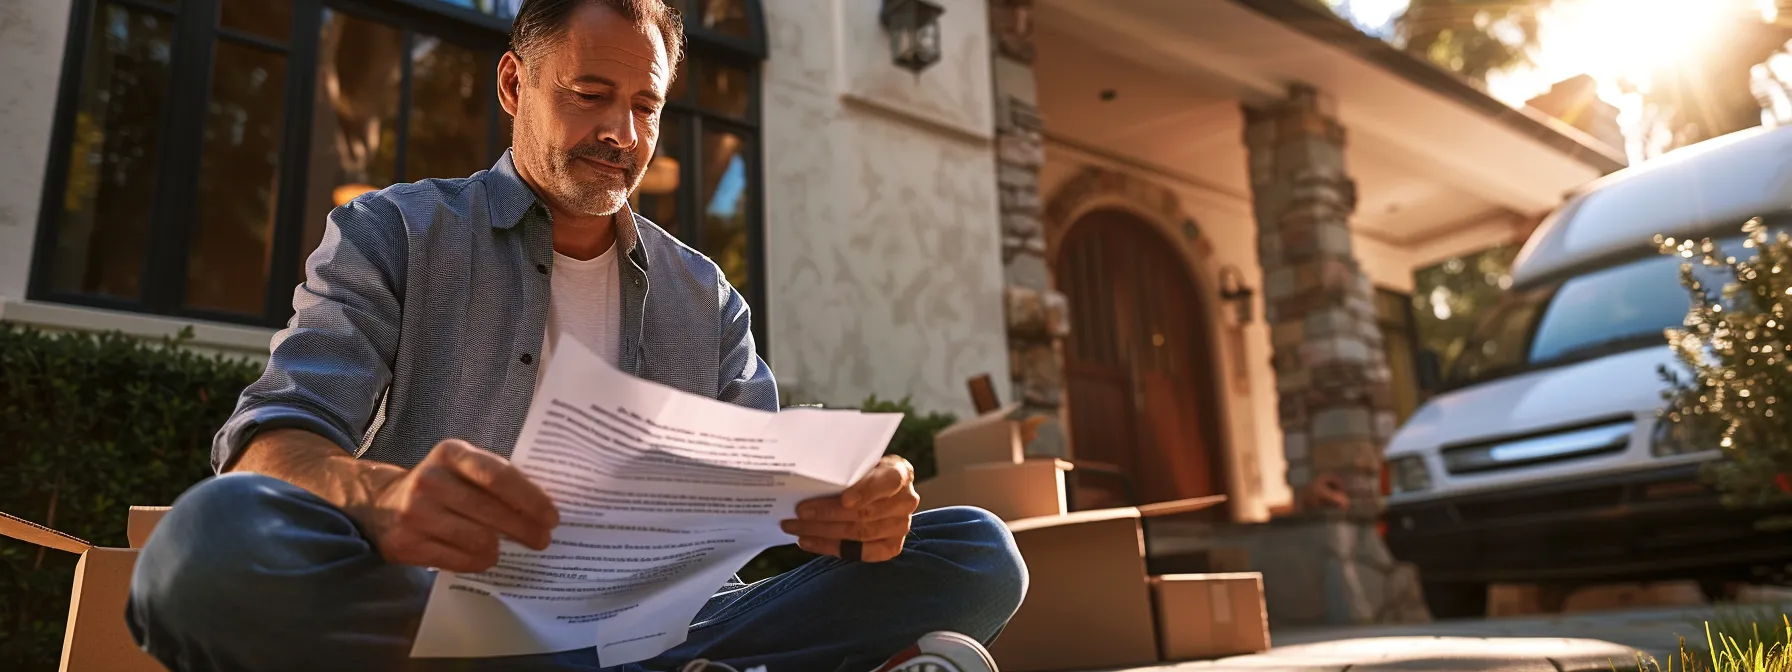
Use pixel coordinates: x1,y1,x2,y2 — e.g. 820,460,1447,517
0,0,1622,619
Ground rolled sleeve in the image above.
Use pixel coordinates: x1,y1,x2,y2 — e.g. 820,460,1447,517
212,197,408,473
716,275,779,413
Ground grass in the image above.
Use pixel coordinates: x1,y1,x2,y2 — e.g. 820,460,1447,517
1628,607,1791,672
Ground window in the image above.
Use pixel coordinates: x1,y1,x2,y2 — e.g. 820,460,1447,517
34,0,767,340
634,0,767,332
1411,244,1521,378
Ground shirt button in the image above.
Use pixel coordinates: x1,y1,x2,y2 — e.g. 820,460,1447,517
520,353,534,365
536,263,548,275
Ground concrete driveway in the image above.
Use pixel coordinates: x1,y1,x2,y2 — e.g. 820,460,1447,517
1087,605,1770,672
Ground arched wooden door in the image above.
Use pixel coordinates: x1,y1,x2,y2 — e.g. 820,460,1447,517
1057,209,1227,512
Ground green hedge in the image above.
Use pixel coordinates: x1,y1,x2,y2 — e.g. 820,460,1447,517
0,325,957,667
0,325,261,670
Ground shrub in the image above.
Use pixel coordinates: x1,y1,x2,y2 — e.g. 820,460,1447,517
736,396,957,583
0,326,261,670
1662,219,1792,529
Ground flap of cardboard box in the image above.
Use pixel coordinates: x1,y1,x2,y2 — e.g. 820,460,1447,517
934,404,1022,440
0,510,91,555
128,507,171,549
1004,494,1227,534
1137,495,1228,517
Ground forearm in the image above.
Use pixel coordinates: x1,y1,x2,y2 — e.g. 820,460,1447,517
228,428,404,518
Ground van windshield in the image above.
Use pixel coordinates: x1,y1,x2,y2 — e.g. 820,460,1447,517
1444,233,1752,388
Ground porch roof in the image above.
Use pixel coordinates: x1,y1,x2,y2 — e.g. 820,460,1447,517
1233,0,1627,176
1034,0,1627,256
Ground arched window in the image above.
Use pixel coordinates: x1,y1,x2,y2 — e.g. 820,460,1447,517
31,0,767,348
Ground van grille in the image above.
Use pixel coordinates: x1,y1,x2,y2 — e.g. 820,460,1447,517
1440,420,1633,475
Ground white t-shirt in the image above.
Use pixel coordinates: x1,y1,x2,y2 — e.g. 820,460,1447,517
539,244,622,381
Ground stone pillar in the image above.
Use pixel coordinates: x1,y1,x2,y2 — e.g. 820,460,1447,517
1239,84,1431,626
989,0,1070,457
1244,84,1398,522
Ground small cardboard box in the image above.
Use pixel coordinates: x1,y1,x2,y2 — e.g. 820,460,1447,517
0,507,171,672
988,496,1227,672
1151,573,1270,661
915,458,1071,521
932,404,1025,473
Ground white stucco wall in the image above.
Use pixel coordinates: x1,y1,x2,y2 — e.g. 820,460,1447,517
759,0,1009,418
0,0,71,303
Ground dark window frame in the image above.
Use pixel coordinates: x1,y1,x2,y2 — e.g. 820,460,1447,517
652,36,765,347
32,0,769,354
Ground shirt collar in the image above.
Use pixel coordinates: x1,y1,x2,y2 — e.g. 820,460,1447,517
486,149,646,266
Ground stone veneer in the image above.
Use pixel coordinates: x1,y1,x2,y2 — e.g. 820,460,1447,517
1237,84,1430,625
988,0,1070,457
1243,84,1398,522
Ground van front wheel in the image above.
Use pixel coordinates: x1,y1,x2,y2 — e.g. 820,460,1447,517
1422,581,1489,620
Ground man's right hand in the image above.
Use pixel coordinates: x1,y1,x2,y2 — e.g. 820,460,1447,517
351,439,561,573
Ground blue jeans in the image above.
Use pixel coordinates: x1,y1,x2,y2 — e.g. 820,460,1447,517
127,473,1027,672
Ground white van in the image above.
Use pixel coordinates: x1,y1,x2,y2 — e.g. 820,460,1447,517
1383,123,1792,618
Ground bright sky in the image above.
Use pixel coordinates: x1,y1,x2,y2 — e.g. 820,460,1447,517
1334,0,1779,156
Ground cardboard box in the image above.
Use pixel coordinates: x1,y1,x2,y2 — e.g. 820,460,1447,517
1151,573,1270,661
932,404,1024,473
915,458,1071,521
988,496,1227,672
0,507,171,672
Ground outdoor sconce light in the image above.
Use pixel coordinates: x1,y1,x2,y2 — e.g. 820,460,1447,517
1218,265,1256,326
880,0,946,75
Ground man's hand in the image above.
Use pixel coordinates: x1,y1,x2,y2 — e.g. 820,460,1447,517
350,439,560,573
780,455,919,563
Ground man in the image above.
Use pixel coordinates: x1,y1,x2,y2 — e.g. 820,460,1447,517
125,0,1027,670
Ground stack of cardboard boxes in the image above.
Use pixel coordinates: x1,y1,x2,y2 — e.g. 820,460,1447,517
916,406,1271,671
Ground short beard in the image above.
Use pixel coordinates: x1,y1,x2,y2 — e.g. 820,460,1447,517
530,133,643,218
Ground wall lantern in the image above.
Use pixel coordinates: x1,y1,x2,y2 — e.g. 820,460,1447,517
1218,265,1256,326
880,0,946,75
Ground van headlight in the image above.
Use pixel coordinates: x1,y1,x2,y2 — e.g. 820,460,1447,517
1651,417,1715,457
1389,455,1432,494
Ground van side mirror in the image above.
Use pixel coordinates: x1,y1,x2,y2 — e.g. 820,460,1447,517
1417,349,1443,394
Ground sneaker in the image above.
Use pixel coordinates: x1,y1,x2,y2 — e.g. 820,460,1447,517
870,631,999,672
680,661,767,672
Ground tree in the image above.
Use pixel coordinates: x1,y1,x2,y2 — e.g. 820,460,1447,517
1629,19,1792,158
1661,219,1792,531
1392,0,1546,81
1325,0,1792,158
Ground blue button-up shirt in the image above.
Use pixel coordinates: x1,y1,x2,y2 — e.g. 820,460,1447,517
214,151,779,471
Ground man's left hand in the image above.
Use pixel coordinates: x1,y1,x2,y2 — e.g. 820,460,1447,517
780,455,919,562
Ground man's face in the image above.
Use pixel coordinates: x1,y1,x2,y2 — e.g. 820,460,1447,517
499,3,669,218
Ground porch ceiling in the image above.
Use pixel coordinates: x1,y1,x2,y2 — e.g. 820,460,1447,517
1032,0,1616,246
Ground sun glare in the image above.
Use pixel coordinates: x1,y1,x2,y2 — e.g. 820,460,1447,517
1489,0,1754,106
1478,0,1770,160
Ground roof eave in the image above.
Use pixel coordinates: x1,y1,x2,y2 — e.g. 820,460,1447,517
1229,0,1630,176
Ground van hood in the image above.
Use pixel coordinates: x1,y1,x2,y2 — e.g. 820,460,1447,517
1387,346,1682,456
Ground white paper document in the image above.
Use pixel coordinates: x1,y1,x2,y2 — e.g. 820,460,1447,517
410,336,902,664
